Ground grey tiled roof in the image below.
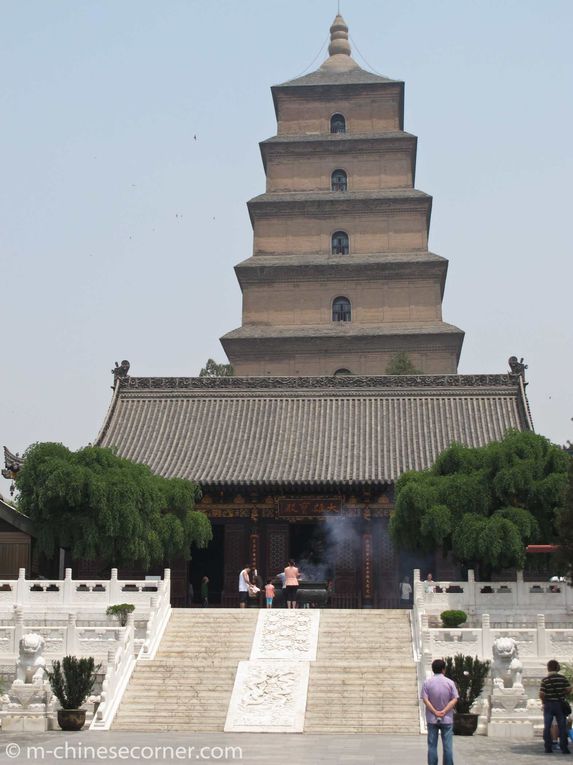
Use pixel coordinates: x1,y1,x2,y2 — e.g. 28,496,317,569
0,497,33,535
260,132,415,145
235,252,447,269
276,68,399,88
249,189,429,205
97,375,531,489
221,322,462,340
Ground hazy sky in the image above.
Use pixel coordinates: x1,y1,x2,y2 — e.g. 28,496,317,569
1,0,572,496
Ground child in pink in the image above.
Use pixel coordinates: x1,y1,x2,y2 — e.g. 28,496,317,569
265,579,275,609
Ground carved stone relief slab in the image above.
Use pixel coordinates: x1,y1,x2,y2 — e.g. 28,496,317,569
224,659,310,733
250,610,320,661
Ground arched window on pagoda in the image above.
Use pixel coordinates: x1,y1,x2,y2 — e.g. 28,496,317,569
332,297,352,322
331,169,347,192
331,231,349,255
330,113,346,134
334,368,352,376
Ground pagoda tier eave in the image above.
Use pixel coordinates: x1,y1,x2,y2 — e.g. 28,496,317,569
221,325,464,366
234,253,448,292
247,189,432,227
259,132,418,177
221,321,464,343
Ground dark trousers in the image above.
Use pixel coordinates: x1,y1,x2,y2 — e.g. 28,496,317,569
543,700,568,753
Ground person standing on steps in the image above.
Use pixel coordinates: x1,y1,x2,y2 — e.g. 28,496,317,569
424,572,436,594
238,564,251,608
421,658,458,765
200,576,209,607
284,559,301,609
540,659,572,754
400,576,412,608
265,578,275,609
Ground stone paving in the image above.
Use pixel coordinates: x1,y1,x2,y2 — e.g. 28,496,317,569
0,732,557,764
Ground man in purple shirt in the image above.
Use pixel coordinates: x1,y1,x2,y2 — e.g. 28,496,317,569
421,658,459,765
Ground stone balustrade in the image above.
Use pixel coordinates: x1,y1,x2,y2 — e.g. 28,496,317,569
411,568,573,735
0,568,172,728
413,569,573,616
0,568,168,612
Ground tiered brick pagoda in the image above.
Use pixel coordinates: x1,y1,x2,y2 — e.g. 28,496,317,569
2,15,529,607
221,15,464,376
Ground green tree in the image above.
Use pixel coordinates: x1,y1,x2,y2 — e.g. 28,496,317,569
199,358,234,377
385,352,420,375
15,443,212,568
390,431,568,576
555,457,573,583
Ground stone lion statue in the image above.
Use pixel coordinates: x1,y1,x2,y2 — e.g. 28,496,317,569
14,633,46,685
492,636,523,689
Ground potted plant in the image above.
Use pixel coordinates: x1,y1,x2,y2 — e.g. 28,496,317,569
46,656,101,731
440,610,467,628
445,654,491,735
106,603,135,627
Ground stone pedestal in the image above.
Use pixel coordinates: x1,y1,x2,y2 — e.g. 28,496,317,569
486,686,541,739
0,681,53,732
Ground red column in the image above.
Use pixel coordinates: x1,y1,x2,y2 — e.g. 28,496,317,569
362,531,373,607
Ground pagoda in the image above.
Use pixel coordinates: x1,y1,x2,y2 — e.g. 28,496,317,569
221,15,464,376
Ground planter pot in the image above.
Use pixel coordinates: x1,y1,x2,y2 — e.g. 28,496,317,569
57,709,86,731
453,712,478,736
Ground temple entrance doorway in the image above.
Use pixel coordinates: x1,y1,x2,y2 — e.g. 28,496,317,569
289,521,333,582
188,523,224,605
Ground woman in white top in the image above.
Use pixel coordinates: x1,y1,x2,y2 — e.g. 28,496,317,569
238,565,250,608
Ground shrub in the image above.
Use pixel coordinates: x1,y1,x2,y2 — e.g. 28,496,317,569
441,610,467,628
445,654,491,714
562,663,573,701
46,656,100,710
106,603,135,626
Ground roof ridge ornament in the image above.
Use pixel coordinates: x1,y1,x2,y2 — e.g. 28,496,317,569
508,356,527,382
111,360,131,389
320,14,360,72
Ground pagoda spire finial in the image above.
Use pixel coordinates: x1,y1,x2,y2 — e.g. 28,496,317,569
321,14,359,71
328,14,351,58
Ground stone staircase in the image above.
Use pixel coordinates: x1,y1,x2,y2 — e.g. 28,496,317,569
304,610,419,733
112,608,418,732
113,609,259,731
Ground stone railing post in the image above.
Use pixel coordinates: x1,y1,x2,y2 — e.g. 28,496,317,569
516,569,524,607
565,580,573,614
66,612,78,655
63,568,73,604
467,569,476,612
14,605,24,654
109,568,120,603
536,613,547,658
15,568,27,606
163,568,171,601
481,613,492,660
421,613,432,675
413,568,423,603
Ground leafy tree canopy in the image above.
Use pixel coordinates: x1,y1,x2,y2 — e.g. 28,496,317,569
199,358,234,377
385,352,420,375
15,443,212,568
390,430,569,574
555,457,573,583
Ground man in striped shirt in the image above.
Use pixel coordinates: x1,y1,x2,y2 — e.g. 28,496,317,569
540,659,572,754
